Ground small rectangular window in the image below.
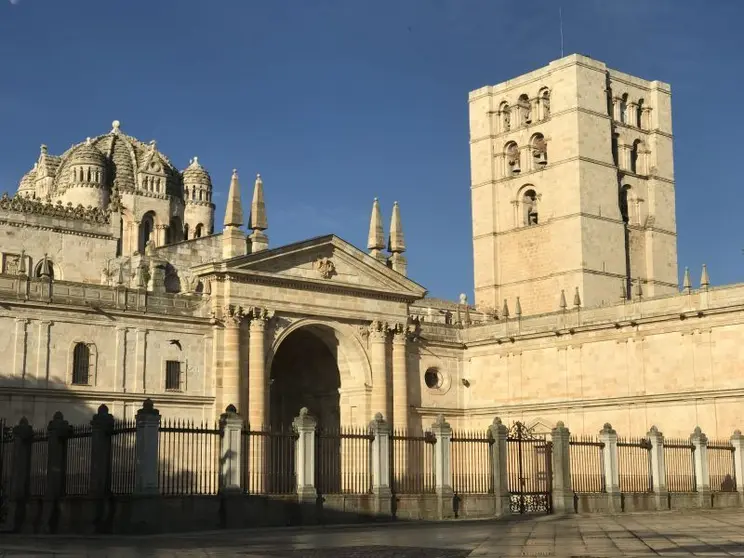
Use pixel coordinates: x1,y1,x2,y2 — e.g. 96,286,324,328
165,360,181,391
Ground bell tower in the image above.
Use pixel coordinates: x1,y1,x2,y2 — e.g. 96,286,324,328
468,54,678,315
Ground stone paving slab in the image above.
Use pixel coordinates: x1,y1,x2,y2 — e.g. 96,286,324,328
2,510,744,557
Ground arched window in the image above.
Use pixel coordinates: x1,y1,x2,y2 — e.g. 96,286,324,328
636,99,644,128
72,343,90,385
194,223,204,238
531,134,547,167
505,142,520,175
139,212,155,253
499,102,510,132
522,188,539,226
539,88,550,120
518,93,531,125
183,223,189,240
630,140,640,174
619,93,628,124
33,259,54,280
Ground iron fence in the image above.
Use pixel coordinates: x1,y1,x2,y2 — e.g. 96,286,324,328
29,429,48,497
663,438,695,492
569,435,605,493
617,436,652,492
1,420,12,520
65,424,92,495
707,440,736,492
242,427,297,494
111,419,137,494
451,430,493,494
390,429,436,494
158,419,221,495
315,426,373,495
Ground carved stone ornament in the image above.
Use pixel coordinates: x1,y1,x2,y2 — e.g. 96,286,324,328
0,192,111,224
223,304,245,325
367,319,389,340
3,253,20,275
314,257,336,279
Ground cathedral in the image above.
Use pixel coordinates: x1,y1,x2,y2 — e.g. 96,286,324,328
0,54,741,438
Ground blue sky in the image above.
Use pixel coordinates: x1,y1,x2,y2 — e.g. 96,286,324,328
0,0,741,301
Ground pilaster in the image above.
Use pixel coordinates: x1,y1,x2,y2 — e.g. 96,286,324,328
369,412,393,517
368,320,390,421
36,320,52,384
13,318,28,380
551,421,575,514
731,430,744,506
647,426,669,510
248,307,272,429
431,414,454,519
391,323,408,431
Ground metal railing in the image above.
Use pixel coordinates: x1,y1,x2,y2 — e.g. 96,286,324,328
569,435,605,493
390,429,436,494
707,439,736,492
617,436,652,492
451,430,493,494
242,427,298,495
29,429,48,497
663,438,696,492
158,419,221,495
1,419,12,517
65,424,92,495
315,426,373,495
111,419,137,494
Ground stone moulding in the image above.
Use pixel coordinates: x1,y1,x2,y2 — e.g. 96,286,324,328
0,192,111,224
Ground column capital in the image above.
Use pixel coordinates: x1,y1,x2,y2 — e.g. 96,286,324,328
392,322,407,344
223,304,245,326
248,306,274,331
367,319,389,341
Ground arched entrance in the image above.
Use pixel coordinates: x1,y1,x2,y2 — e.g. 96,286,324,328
269,326,342,430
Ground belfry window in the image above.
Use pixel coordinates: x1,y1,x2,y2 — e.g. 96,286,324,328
499,102,511,133
531,134,547,167
505,142,520,175
72,343,90,385
523,189,539,226
619,93,628,124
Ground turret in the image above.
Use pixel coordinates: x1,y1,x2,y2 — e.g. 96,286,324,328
387,201,407,275
248,173,269,253
222,169,247,260
367,198,386,263
183,156,215,239
58,137,108,208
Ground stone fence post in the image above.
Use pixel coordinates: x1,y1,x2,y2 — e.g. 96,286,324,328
731,430,744,505
135,399,161,495
488,417,510,517
647,426,668,510
431,414,453,519
43,411,72,533
690,426,711,507
4,417,33,532
551,421,574,513
293,408,317,502
598,423,621,512
219,404,243,493
90,404,114,498
369,412,392,516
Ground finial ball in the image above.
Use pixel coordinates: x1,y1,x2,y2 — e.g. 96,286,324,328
112,120,120,129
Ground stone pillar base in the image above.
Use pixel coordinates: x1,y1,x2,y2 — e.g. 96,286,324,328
698,490,713,509
373,488,393,518
495,494,511,518
297,493,319,526
607,492,622,513
437,489,455,519
552,489,576,514
654,491,670,511
1,500,27,533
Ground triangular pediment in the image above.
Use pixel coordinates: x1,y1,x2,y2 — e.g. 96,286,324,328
214,235,427,300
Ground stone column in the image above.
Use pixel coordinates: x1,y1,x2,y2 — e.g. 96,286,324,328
89,404,114,534
551,421,574,514
690,426,711,507
488,417,510,517
219,404,243,493
391,325,409,432
248,308,270,429
369,412,392,516
221,305,244,417
368,321,389,421
135,399,161,495
598,423,621,512
293,408,317,501
647,426,669,510
5,417,33,532
41,411,71,533
730,430,744,505
431,414,454,519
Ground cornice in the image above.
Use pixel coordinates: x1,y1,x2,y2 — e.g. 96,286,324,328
0,385,214,406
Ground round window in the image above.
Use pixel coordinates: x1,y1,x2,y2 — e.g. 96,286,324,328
424,367,442,389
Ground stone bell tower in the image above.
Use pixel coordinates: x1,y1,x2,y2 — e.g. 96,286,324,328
468,54,678,315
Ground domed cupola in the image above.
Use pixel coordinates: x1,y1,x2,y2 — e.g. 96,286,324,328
182,156,215,239
56,138,108,208
17,163,38,199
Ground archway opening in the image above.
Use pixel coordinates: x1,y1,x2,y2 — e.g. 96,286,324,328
269,326,341,430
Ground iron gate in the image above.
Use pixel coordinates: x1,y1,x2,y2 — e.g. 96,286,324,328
506,422,552,514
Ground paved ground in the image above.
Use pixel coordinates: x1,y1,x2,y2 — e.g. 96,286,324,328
2,510,744,557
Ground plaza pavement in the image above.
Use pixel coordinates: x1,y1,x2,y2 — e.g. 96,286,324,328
2,509,744,557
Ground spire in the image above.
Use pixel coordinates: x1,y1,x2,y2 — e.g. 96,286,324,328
249,174,268,231
620,279,628,301
515,297,522,317
388,201,405,253
223,169,244,227
502,299,510,319
683,267,691,293
700,264,710,290
559,289,567,311
634,276,643,299
367,198,385,251
573,287,581,308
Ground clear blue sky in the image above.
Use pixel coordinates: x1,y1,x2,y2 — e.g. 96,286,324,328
0,1,741,301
